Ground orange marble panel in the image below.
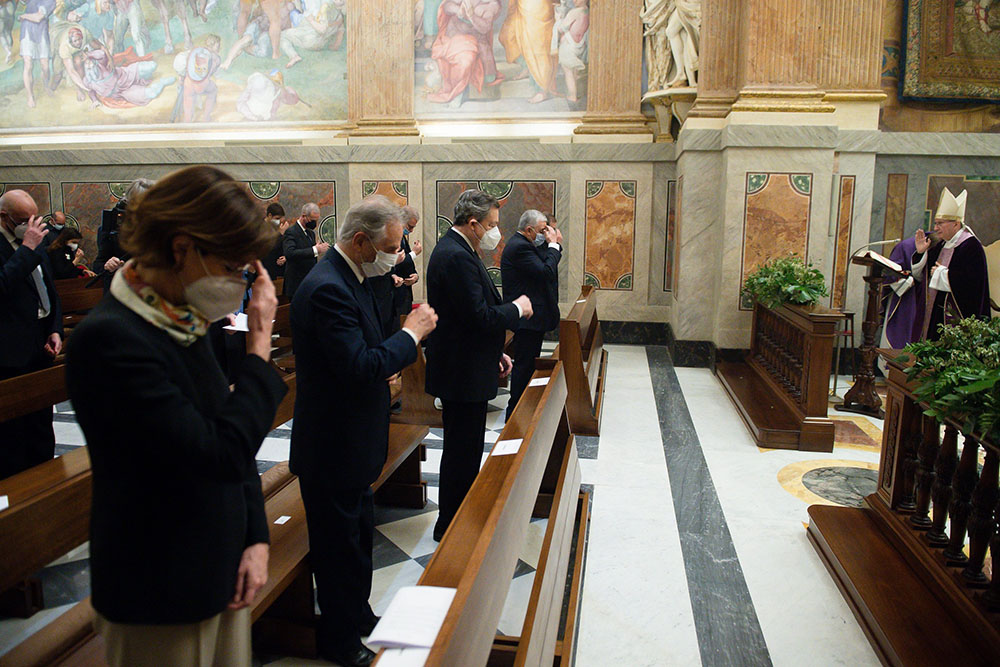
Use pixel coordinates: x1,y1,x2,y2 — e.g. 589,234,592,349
831,175,856,309
664,179,676,293
60,183,118,269
585,181,636,290
362,181,409,207
740,173,812,309
884,173,908,252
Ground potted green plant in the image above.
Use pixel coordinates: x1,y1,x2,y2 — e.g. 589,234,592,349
741,254,829,310
900,317,1000,443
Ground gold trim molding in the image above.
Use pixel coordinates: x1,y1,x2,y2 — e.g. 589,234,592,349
731,89,835,113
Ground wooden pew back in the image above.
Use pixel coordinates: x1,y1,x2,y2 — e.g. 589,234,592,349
552,285,607,436
408,363,569,665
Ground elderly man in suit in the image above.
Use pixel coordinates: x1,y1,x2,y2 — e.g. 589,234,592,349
290,195,437,667
282,202,329,299
501,209,562,422
0,189,63,479
425,189,534,542
391,205,423,318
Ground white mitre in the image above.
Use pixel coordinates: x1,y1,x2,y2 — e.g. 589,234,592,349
935,187,967,223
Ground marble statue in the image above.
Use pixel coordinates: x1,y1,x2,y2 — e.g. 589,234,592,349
641,0,701,90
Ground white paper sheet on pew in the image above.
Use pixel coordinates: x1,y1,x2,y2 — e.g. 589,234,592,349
223,313,249,332
0,495,8,512
376,648,431,667
528,377,549,387
367,585,456,650
274,515,291,525
491,439,523,457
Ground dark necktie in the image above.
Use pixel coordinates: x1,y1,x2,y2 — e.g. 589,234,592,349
307,228,316,244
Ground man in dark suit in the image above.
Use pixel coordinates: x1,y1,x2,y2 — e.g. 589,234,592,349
282,202,329,299
501,209,563,421
261,202,289,279
94,179,153,292
0,190,63,480
425,189,534,542
290,195,437,667
391,205,423,317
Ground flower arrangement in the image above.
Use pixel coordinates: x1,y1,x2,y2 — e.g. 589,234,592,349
741,255,829,310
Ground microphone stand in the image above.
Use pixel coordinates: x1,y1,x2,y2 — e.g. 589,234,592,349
831,239,901,400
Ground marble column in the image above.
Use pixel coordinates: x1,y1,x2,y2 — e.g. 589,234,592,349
574,0,651,137
688,0,741,119
818,0,884,97
346,0,418,137
730,0,833,114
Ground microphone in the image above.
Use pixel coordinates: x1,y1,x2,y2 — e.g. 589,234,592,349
849,238,900,258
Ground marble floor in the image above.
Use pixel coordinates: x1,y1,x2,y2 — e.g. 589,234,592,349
0,343,885,666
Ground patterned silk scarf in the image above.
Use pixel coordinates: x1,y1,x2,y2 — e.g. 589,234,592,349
110,260,210,347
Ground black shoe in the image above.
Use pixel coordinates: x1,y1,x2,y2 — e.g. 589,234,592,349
360,615,380,636
432,523,445,542
319,645,375,667
390,400,402,415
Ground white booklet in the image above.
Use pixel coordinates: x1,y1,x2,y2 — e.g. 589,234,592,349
367,586,456,650
859,250,904,274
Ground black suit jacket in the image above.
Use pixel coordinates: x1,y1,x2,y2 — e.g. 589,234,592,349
391,233,417,315
0,237,63,369
65,296,287,624
94,207,126,292
282,222,317,298
425,228,520,402
262,233,285,279
500,232,561,333
289,250,417,487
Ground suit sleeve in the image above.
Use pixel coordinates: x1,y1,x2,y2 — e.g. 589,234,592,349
0,245,44,302
310,282,418,384
444,250,520,333
509,242,560,284
243,468,269,547
41,254,63,337
67,324,288,482
283,229,316,260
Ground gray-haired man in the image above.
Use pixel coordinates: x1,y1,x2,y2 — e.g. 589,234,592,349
290,195,437,666
282,202,329,299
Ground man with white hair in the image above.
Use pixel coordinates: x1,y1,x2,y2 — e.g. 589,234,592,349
282,201,329,299
290,195,437,667
501,209,562,421
911,187,991,340
0,189,63,479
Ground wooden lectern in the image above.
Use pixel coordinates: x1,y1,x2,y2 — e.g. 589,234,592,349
835,254,907,419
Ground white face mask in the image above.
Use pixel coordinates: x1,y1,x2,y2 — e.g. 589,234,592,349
68,243,79,252
13,222,27,240
478,222,502,251
183,249,247,322
532,230,546,247
363,248,398,277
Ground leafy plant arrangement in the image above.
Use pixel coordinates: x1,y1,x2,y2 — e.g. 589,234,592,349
741,255,829,310
899,317,1000,443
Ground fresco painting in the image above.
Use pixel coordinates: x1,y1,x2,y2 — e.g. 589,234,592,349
414,0,590,117
0,0,347,130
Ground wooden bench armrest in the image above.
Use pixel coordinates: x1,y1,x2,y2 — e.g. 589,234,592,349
0,597,96,666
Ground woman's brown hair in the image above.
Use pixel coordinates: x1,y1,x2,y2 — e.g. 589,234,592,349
120,165,277,268
48,226,82,252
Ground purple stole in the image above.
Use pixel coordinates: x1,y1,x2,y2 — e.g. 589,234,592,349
921,227,974,337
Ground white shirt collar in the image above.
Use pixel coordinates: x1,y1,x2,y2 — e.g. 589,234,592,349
454,226,478,253
334,243,365,284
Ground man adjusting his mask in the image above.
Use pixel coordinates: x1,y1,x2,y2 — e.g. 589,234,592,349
282,202,329,299
424,189,534,542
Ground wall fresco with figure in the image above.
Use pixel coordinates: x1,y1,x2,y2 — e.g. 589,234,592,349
0,0,347,130
414,0,590,118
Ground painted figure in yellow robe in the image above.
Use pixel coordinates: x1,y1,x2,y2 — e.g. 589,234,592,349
499,0,557,103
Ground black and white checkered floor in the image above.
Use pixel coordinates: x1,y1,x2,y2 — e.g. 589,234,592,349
0,342,600,663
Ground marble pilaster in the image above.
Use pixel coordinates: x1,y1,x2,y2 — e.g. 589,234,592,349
689,0,741,119
573,0,650,138
346,0,418,137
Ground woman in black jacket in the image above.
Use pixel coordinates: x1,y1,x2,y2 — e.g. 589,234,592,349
66,165,286,666
46,227,92,279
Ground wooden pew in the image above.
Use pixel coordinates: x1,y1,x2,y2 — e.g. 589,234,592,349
54,281,104,336
376,361,589,666
551,285,608,436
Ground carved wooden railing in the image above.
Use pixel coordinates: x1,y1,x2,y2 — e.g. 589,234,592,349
716,301,843,451
749,301,842,421
878,353,1000,621
808,351,1000,664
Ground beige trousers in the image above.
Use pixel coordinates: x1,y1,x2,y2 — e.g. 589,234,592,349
94,607,251,667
